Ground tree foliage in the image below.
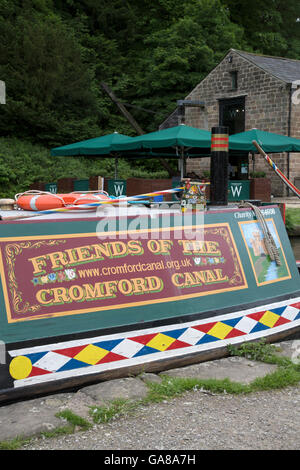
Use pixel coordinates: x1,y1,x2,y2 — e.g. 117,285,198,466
1,0,299,144
0,137,169,198
222,0,300,58
0,0,299,196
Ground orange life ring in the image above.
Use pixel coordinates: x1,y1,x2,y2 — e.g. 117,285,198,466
16,193,65,211
58,193,78,205
72,193,111,206
15,191,112,212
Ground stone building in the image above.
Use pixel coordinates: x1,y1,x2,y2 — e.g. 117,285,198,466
160,49,300,196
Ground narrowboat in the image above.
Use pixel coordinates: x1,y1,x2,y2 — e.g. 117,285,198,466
0,185,299,404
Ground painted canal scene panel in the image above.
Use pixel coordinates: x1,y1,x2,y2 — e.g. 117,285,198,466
239,219,291,286
0,222,247,323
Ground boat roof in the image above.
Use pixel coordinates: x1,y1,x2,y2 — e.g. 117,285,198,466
0,203,182,222
0,201,250,223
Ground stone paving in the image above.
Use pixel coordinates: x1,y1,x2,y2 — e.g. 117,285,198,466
0,339,299,443
272,196,300,208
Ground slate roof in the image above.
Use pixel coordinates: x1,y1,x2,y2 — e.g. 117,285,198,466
233,49,300,83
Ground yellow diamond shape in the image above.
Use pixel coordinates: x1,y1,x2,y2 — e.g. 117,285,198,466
147,333,176,351
207,322,233,339
74,344,109,365
259,311,280,328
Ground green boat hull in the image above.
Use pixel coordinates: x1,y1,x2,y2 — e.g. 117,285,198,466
0,204,299,402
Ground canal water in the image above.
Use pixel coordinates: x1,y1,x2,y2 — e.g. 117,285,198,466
289,236,300,261
263,237,299,281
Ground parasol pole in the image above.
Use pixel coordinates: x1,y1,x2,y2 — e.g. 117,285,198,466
252,140,300,199
181,147,186,179
114,155,118,179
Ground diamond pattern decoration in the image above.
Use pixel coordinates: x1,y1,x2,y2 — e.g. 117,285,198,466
74,344,109,365
176,327,205,345
31,351,70,372
146,333,176,351
259,311,281,328
206,322,233,339
9,300,300,382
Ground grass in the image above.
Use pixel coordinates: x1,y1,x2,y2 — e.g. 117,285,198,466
251,366,300,391
89,369,300,426
1,338,300,449
0,437,32,450
88,376,248,426
90,398,137,424
55,409,92,431
227,338,282,363
285,208,300,232
0,410,92,450
89,339,300,424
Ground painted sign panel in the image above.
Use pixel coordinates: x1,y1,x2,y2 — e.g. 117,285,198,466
239,219,291,285
45,183,57,194
0,223,247,323
107,179,127,197
228,180,250,201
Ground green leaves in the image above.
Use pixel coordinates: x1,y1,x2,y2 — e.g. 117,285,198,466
0,0,299,169
0,137,171,198
222,0,300,57
0,6,100,145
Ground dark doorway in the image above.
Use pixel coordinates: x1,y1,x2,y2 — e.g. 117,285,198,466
219,96,248,180
219,96,245,134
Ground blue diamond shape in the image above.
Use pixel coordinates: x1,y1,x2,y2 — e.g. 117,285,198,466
134,345,159,357
57,358,89,372
25,351,48,364
251,322,270,333
222,317,243,328
93,339,123,351
270,306,287,316
197,334,219,344
163,328,187,339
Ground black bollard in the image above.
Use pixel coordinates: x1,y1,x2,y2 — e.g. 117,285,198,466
209,126,229,205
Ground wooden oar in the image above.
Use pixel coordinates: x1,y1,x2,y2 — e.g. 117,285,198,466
0,187,186,221
252,140,300,199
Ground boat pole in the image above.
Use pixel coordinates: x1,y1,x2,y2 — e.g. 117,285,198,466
252,140,300,199
209,126,229,205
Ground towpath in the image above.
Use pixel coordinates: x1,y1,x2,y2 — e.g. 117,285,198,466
0,339,299,451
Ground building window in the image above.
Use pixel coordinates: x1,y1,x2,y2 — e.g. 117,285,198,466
230,71,238,90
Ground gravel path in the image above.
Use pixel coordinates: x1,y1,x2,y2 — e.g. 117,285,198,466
22,385,300,451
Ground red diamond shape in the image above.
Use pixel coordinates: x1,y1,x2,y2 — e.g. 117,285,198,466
274,316,291,327
97,351,126,364
192,322,217,333
128,333,157,345
166,339,191,350
29,366,51,377
225,328,246,339
54,345,87,358
291,302,300,310
247,311,265,321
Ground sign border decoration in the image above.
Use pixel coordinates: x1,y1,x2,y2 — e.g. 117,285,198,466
0,223,248,323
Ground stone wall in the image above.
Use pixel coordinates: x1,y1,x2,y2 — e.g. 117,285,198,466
289,87,300,190
173,50,294,196
126,178,173,200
